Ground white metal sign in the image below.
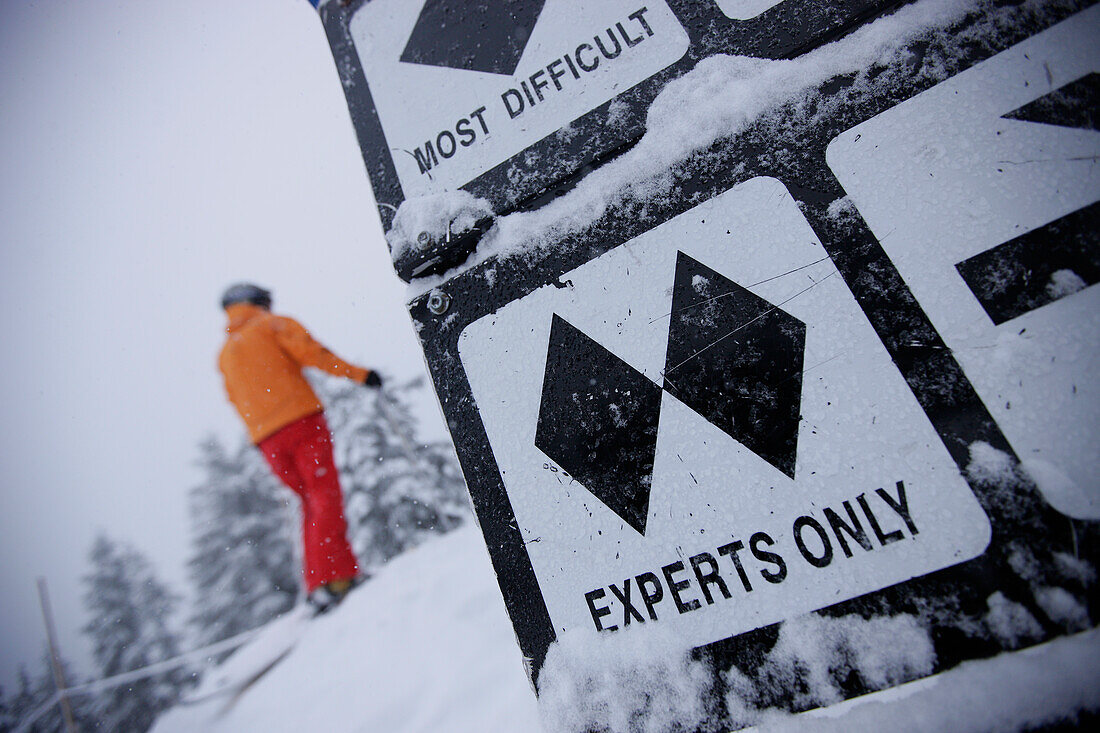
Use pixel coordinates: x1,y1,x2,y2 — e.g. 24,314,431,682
350,0,690,198
458,177,990,646
827,7,1100,518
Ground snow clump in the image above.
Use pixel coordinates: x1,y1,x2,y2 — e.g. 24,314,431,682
983,591,1044,649
1053,552,1097,585
388,190,494,259
824,196,861,228
537,625,714,733
1045,268,1087,299
965,441,1017,486
1035,586,1091,632
740,612,936,714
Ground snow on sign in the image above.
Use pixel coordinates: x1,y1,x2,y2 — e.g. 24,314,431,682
323,0,1099,719
827,7,1100,518
347,0,689,198
458,177,991,645
318,0,906,281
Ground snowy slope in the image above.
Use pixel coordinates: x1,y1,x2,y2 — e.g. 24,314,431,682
151,525,541,733
151,524,1099,732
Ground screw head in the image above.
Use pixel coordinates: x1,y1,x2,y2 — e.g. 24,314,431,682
417,231,432,246
426,289,451,316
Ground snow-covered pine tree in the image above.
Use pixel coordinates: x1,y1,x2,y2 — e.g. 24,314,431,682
2,666,38,732
183,377,467,652
308,374,469,570
5,653,98,733
0,683,14,732
187,436,299,647
82,535,189,732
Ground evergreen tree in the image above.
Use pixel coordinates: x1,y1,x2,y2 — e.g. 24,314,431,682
310,374,469,570
5,654,97,733
187,436,299,647
2,666,38,732
0,683,14,732
82,535,188,732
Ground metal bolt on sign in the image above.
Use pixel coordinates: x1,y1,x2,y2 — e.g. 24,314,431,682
426,289,451,316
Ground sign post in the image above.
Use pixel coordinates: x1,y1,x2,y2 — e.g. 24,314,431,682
315,0,1099,721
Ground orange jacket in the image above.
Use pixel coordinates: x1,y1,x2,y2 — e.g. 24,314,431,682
218,302,370,443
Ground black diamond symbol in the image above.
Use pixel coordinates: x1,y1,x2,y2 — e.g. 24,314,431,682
1002,72,1099,132
534,315,662,535
400,0,547,76
663,252,806,478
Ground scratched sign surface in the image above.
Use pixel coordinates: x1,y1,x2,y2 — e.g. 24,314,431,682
459,178,992,648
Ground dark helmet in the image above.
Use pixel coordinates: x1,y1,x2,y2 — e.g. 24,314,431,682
221,283,272,310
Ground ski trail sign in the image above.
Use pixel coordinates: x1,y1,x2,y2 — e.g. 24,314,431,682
316,0,1099,721
827,7,1100,518
459,178,990,647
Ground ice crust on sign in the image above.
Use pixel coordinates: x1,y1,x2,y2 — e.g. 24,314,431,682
1054,551,1097,585
719,613,936,727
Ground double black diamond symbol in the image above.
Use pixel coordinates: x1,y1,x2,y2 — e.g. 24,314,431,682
534,252,807,535
401,0,547,76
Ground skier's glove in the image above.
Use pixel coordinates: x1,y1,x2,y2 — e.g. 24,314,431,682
363,371,383,389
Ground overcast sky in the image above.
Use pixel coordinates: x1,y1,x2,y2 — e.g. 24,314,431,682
0,0,443,688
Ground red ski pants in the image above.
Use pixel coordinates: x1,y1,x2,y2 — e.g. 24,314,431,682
259,412,359,593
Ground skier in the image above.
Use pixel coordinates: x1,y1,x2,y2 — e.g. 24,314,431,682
217,283,382,612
